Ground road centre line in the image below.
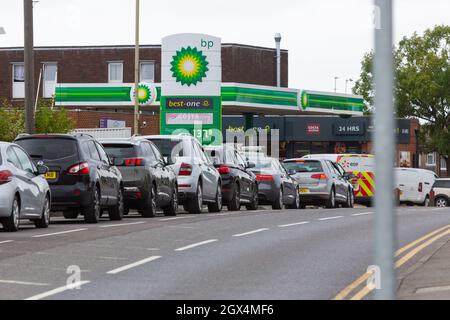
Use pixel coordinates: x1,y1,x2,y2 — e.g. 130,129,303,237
319,216,344,221
99,221,146,228
334,224,450,300
232,228,269,237
32,228,88,238
106,256,162,274
351,212,374,216
175,239,218,252
158,217,189,221
25,281,91,300
278,221,310,228
0,279,50,286
0,240,14,244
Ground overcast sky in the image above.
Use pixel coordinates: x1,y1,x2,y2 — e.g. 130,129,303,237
1,0,449,92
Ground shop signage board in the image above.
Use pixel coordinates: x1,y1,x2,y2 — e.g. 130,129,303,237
160,33,222,145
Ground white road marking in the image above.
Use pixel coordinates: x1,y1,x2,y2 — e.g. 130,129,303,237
99,221,146,228
278,221,310,228
0,240,14,244
319,216,344,221
351,212,374,216
159,217,189,221
175,239,218,251
232,228,269,237
25,281,91,300
32,228,88,238
106,256,162,274
0,279,49,286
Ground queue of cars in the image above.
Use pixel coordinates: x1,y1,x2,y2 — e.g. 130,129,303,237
2,134,449,233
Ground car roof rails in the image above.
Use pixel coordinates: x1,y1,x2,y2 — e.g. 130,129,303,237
15,133,30,139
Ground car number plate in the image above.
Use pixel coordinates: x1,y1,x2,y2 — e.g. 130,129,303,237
299,188,310,193
44,171,57,180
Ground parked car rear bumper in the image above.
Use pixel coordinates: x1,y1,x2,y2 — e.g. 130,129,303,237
49,183,93,210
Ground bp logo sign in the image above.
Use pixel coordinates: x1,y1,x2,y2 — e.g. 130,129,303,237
299,90,309,111
170,46,209,86
130,82,157,106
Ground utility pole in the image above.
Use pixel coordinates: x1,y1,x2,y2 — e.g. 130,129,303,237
373,0,396,300
334,76,339,93
24,0,35,134
133,0,140,135
345,78,353,94
274,33,281,87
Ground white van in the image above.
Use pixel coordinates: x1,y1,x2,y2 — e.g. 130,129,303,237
395,168,437,206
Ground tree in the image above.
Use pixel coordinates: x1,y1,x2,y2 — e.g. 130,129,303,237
0,99,74,142
353,25,450,174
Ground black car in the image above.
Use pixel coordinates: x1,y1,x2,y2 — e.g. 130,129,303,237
100,137,178,217
205,145,258,211
14,133,124,223
246,154,300,210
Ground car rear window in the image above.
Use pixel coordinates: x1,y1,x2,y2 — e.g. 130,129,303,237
102,144,137,159
248,157,276,171
148,139,184,158
433,180,450,188
15,138,78,161
283,160,323,173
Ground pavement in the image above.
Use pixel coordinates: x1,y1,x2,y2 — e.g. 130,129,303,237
0,205,449,300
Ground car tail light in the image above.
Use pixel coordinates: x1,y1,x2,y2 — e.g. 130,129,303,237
0,170,13,185
311,173,328,180
256,174,274,181
124,158,144,166
418,182,423,192
68,162,90,175
179,163,192,176
218,165,231,174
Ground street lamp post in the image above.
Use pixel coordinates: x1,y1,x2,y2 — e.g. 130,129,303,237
24,0,35,134
133,0,140,135
334,76,339,93
274,33,282,87
345,78,353,93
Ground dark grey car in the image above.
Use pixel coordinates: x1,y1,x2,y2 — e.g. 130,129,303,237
283,158,354,209
247,155,300,210
100,138,178,217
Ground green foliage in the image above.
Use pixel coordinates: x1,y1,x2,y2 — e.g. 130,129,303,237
0,99,74,142
353,25,450,162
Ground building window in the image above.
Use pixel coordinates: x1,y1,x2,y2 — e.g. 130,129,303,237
108,62,123,83
140,62,155,82
43,63,57,98
12,63,25,98
441,157,447,171
426,153,436,166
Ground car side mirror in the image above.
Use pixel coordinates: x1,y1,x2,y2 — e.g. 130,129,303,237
344,173,357,180
246,162,256,169
36,164,49,175
288,169,297,176
164,156,174,166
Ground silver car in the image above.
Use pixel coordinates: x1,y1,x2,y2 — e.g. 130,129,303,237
142,135,222,214
0,142,51,231
283,158,354,209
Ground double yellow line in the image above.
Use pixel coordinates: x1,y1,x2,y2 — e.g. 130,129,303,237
334,224,450,300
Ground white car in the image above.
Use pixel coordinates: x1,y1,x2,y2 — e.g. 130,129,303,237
141,135,222,214
395,168,437,206
432,178,450,207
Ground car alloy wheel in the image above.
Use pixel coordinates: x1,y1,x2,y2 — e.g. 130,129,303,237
151,185,157,214
216,184,223,210
12,198,20,230
197,184,203,210
43,197,50,225
436,198,448,207
93,188,101,220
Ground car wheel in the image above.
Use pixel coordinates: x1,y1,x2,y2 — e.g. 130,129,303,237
163,185,178,216
34,196,50,228
82,187,101,223
108,187,124,221
435,197,449,208
343,189,354,208
142,184,157,217
287,189,300,209
227,182,240,211
325,188,336,209
63,209,79,219
272,187,284,210
208,183,223,213
186,182,203,214
246,185,259,211
1,196,20,232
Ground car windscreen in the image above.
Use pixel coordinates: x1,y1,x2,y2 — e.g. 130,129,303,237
149,139,184,158
15,138,78,161
102,144,137,160
248,157,277,172
283,160,323,173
